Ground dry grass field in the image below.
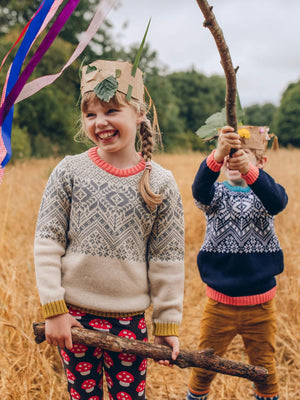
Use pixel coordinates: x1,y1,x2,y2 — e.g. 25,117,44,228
0,149,299,399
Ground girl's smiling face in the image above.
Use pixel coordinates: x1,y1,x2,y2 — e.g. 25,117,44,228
82,94,144,166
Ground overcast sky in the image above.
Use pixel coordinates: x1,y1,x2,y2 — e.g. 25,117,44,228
109,0,300,107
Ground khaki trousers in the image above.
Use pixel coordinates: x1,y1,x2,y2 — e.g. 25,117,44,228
189,298,279,396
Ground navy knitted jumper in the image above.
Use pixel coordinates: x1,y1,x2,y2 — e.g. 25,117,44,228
192,153,288,305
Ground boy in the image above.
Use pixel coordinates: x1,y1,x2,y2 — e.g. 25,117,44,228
187,126,288,400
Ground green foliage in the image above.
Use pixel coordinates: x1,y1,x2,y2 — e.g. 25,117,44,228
196,107,226,139
274,80,300,147
144,72,185,151
196,97,244,140
0,0,39,35
120,42,161,77
244,103,277,131
11,126,32,162
131,18,151,77
166,70,226,133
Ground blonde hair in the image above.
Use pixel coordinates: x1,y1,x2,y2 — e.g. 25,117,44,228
77,91,163,210
250,149,265,162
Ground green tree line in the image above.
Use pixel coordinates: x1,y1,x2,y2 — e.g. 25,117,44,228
1,0,299,162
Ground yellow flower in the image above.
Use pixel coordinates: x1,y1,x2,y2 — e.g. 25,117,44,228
237,128,251,139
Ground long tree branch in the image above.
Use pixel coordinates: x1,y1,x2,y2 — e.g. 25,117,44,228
33,322,268,382
196,0,238,131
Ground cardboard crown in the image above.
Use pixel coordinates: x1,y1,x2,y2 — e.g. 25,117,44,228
237,125,270,151
80,60,144,102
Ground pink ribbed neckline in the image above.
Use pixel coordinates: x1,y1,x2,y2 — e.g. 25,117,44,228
88,147,146,177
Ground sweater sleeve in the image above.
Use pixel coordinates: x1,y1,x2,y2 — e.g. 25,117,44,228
242,165,288,215
192,150,222,205
34,158,72,319
147,173,185,337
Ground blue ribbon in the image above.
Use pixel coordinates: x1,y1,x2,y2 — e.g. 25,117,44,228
1,0,55,168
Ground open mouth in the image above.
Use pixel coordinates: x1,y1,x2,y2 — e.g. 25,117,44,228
97,130,118,141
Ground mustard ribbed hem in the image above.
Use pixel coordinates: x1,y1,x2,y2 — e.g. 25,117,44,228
43,300,69,319
67,303,145,318
152,322,179,337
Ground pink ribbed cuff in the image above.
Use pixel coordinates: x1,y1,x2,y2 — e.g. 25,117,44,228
206,150,224,172
242,163,259,185
206,286,276,306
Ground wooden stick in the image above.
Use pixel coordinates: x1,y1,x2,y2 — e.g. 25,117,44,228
196,0,238,133
33,322,267,382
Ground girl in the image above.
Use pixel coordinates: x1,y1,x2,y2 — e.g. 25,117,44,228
35,59,185,400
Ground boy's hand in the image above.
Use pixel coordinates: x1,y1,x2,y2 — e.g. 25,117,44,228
214,126,241,163
227,149,250,175
154,335,180,367
45,313,83,350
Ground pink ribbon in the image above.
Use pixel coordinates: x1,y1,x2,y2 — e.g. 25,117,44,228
16,0,117,104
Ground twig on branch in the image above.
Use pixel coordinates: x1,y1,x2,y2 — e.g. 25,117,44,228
33,322,267,382
196,0,238,131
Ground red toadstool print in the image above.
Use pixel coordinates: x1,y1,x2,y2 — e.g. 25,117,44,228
118,330,136,340
87,397,100,400
70,343,88,358
68,307,86,319
93,347,102,359
138,359,147,375
96,360,103,374
136,380,146,397
66,368,76,384
116,392,132,400
89,319,112,331
76,361,93,376
81,379,96,393
116,371,134,387
70,388,81,400
104,351,114,368
60,349,70,365
118,352,136,367
99,376,103,389
105,371,113,389
118,316,133,325
138,318,146,333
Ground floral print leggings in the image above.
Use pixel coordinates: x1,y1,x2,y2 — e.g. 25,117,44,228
59,307,148,400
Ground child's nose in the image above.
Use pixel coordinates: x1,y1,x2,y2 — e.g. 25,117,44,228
96,114,108,127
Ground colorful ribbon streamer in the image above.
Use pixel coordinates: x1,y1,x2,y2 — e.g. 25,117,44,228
0,0,116,182
16,0,117,104
0,0,81,134
0,0,56,170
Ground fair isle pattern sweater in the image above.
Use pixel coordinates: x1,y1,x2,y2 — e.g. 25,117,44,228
35,147,185,336
192,151,288,305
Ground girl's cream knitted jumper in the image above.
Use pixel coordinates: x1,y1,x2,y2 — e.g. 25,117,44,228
35,147,185,336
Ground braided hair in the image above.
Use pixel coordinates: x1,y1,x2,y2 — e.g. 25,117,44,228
138,118,163,210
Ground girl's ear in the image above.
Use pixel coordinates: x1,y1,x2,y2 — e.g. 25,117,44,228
257,155,268,169
137,112,146,125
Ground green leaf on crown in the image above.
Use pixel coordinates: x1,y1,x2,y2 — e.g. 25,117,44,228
86,65,97,74
94,75,119,102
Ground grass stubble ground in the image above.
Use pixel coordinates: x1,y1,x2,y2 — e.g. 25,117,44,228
0,149,299,399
